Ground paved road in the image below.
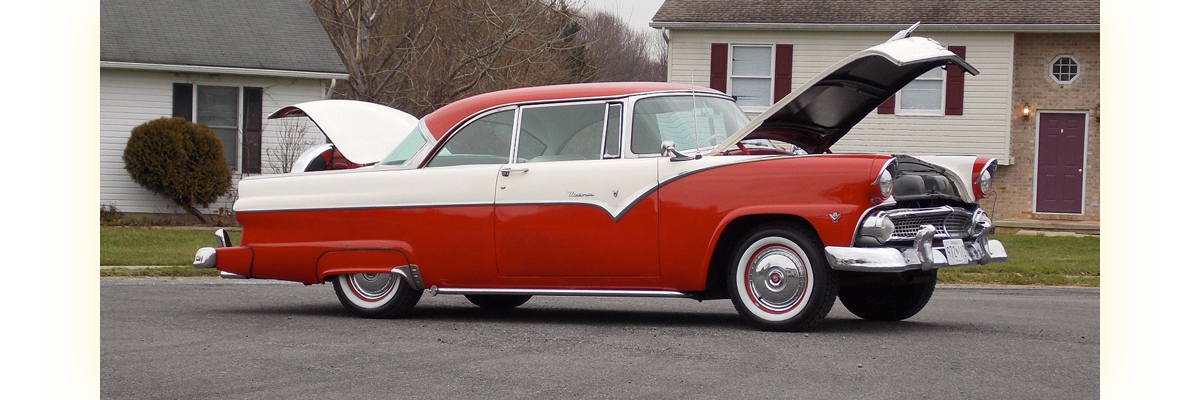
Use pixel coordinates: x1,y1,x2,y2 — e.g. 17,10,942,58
101,279,1097,399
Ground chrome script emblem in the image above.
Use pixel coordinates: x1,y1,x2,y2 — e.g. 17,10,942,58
829,212,842,223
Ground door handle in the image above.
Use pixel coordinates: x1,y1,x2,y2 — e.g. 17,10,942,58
500,167,528,177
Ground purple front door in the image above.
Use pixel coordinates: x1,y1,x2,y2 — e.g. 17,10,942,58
1035,113,1087,214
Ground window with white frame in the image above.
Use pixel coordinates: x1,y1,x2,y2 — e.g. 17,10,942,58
195,85,241,169
728,45,773,110
897,67,945,115
1051,55,1079,84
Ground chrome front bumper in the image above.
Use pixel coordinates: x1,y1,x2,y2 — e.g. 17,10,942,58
825,225,1007,273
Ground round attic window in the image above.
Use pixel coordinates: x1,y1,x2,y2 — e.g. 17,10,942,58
1051,56,1079,84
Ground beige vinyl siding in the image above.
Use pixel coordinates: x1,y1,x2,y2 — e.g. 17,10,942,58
100,68,330,214
666,29,1013,164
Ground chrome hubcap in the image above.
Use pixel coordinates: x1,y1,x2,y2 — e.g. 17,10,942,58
349,273,395,301
747,245,807,312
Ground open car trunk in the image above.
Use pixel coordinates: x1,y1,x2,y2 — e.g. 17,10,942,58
268,100,419,165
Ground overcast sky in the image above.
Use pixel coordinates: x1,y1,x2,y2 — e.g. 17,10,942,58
578,0,667,36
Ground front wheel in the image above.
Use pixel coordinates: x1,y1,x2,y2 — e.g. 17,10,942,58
333,273,422,318
728,223,837,331
838,272,937,321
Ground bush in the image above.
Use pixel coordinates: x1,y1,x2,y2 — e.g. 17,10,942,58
123,117,232,225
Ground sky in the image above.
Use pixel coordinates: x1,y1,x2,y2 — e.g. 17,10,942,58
578,0,667,36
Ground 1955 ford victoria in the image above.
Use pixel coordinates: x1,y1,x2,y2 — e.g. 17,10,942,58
194,31,1006,331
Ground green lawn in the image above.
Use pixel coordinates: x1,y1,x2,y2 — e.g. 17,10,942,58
100,228,1098,286
101,227,241,266
937,234,1099,287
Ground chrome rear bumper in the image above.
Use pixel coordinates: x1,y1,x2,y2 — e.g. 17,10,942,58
825,224,1007,273
193,229,248,279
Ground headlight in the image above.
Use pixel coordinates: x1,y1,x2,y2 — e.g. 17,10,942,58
977,169,992,195
874,159,897,201
973,158,997,199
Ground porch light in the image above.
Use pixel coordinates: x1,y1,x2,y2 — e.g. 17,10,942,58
1022,103,1031,121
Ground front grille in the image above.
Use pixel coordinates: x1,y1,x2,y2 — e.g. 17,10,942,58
883,206,974,241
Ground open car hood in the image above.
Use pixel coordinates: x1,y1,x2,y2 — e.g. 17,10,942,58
710,36,979,155
268,100,419,165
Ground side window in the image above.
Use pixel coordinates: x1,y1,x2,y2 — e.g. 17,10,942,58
426,110,515,167
517,103,606,163
631,96,749,154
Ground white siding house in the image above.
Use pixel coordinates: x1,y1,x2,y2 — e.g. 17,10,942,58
100,0,348,217
663,29,1013,163
99,69,338,214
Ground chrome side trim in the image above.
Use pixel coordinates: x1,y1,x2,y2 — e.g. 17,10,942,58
825,239,1008,273
390,265,424,290
429,287,691,298
220,271,248,279
193,247,216,269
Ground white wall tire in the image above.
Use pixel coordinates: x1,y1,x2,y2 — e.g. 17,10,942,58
333,273,422,318
728,224,837,331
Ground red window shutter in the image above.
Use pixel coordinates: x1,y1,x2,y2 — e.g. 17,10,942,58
242,87,263,174
172,83,193,120
878,95,896,114
709,43,728,93
946,46,966,116
773,44,793,102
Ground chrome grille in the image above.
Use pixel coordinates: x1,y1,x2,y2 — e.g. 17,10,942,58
882,206,974,241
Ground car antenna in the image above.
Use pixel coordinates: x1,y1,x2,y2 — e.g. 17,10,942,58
689,71,702,160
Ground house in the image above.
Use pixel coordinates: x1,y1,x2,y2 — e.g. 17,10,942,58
651,0,1100,231
100,0,348,219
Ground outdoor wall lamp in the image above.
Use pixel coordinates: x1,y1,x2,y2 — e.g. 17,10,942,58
1022,103,1031,121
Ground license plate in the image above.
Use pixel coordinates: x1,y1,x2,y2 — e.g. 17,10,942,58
943,239,969,266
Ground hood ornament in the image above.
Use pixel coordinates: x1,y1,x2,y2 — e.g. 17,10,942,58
829,212,842,224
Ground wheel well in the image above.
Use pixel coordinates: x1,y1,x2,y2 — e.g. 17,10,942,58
698,214,821,300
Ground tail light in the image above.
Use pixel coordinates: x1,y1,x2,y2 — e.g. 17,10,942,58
972,158,998,199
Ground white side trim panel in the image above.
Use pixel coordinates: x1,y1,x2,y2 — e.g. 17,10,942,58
234,165,501,212
495,159,659,219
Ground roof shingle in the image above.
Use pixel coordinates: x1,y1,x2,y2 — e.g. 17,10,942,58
652,0,1099,26
101,0,346,74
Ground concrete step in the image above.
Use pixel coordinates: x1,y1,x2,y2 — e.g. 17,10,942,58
994,219,1100,236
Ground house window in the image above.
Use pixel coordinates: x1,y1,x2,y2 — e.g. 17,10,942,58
1051,55,1079,84
195,85,242,169
171,83,262,174
728,45,773,109
897,67,945,115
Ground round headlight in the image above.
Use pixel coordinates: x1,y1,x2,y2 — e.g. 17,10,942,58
977,170,992,197
877,169,894,199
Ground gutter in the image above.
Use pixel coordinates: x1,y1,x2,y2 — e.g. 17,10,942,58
100,61,350,80
648,22,1100,33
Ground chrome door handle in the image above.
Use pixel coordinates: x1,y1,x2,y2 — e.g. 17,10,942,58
500,167,528,177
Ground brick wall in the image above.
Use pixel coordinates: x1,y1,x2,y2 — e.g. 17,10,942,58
988,32,1099,222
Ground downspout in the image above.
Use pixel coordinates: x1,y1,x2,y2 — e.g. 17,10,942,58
326,78,338,99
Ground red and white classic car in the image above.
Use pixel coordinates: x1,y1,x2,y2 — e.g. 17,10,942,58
195,33,1006,331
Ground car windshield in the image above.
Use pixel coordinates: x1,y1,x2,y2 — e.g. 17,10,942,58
630,95,749,154
379,124,428,165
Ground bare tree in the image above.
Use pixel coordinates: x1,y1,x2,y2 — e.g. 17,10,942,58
576,9,666,82
265,118,319,174
312,0,591,116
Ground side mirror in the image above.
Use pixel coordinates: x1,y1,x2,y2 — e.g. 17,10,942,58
660,141,701,162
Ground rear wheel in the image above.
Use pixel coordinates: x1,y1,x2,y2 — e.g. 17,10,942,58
838,272,937,321
333,273,422,318
728,223,837,331
465,295,532,310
